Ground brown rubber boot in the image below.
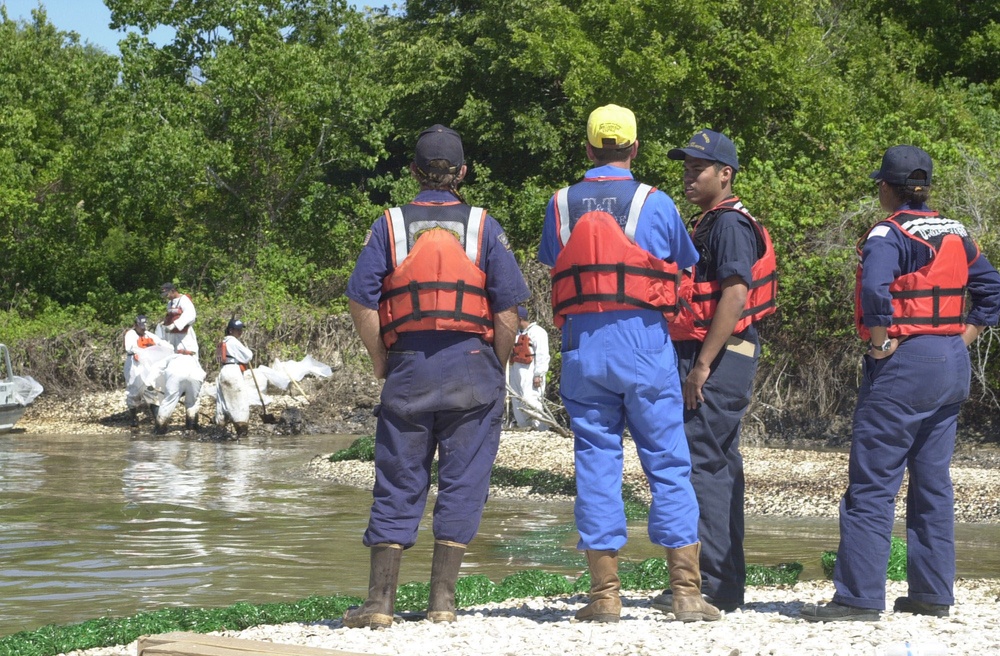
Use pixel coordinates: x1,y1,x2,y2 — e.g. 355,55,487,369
574,549,621,623
667,543,721,622
343,543,403,629
234,422,248,437
128,408,140,427
427,540,467,623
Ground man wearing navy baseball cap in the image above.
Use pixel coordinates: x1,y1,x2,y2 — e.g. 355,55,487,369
667,129,740,172
344,123,528,628
651,129,778,615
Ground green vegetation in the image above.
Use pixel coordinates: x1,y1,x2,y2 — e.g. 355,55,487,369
2,1,999,431
821,536,908,581
0,558,802,656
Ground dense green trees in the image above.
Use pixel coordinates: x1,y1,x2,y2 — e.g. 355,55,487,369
1,1,998,433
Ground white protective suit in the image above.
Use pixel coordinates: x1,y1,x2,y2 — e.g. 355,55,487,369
123,332,171,410
162,293,198,352
155,353,207,427
215,335,253,425
508,321,550,429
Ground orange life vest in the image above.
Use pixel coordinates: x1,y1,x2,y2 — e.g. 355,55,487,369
136,335,156,349
669,197,778,342
550,212,680,328
377,203,494,348
165,294,192,333
216,340,247,372
855,211,970,340
510,333,533,365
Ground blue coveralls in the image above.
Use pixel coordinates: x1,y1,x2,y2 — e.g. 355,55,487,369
346,190,530,548
673,207,762,605
833,204,1000,610
539,165,701,551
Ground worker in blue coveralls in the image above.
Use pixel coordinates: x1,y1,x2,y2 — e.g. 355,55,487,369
650,130,778,614
801,145,1000,622
344,124,529,629
538,104,720,624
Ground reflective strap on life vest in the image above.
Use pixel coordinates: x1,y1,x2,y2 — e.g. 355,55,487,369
554,184,651,246
388,206,485,267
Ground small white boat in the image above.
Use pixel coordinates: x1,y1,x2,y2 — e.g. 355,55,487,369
0,344,31,432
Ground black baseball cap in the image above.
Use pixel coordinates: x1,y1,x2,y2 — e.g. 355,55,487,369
414,124,464,173
160,282,177,292
870,145,932,186
668,129,740,172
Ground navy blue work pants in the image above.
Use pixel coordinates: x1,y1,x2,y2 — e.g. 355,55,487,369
363,332,505,548
833,335,970,610
675,331,758,604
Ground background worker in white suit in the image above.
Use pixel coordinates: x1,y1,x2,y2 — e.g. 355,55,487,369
507,306,550,429
215,318,254,437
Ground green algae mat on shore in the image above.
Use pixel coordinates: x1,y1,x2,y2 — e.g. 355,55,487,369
0,560,805,656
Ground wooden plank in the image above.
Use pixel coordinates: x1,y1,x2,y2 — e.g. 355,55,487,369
137,631,385,656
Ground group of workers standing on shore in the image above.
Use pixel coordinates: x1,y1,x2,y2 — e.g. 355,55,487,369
343,107,1000,629
122,283,256,436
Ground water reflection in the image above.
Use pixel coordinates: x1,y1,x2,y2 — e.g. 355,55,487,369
0,432,997,637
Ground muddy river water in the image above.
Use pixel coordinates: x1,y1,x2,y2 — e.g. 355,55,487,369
1,432,997,636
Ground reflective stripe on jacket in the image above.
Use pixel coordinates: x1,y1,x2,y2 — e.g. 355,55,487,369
378,203,493,348
669,197,777,342
855,211,970,340
550,182,680,327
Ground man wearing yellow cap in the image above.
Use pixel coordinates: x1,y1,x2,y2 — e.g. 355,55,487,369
539,104,719,623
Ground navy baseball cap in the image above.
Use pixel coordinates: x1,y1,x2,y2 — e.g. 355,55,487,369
414,124,464,173
517,306,528,320
668,129,739,172
870,145,932,186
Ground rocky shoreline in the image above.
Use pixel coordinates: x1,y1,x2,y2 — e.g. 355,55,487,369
17,392,1000,656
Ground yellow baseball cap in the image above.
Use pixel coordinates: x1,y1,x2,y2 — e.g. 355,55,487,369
587,104,637,149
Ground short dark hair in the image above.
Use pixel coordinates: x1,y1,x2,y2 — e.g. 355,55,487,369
590,145,632,165
713,160,737,185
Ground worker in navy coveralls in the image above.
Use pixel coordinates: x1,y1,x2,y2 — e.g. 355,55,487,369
651,130,778,614
802,145,1000,622
345,124,529,629
539,104,720,623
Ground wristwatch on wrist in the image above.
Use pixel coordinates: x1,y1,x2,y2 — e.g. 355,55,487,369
871,338,892,352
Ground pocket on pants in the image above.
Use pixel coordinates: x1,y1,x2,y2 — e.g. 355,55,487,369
380,350,417,415
633,344,676,402
465,347,504,407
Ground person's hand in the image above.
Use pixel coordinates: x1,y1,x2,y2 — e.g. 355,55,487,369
683,361,711,410
533,375,542,389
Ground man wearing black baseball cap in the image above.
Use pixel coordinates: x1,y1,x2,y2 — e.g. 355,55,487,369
650,129,777,614
344,124,529,628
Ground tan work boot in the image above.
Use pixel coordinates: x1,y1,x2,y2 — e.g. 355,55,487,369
666,542,721,622
574,549,621,623
343,543,403,629
427,540,466,623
